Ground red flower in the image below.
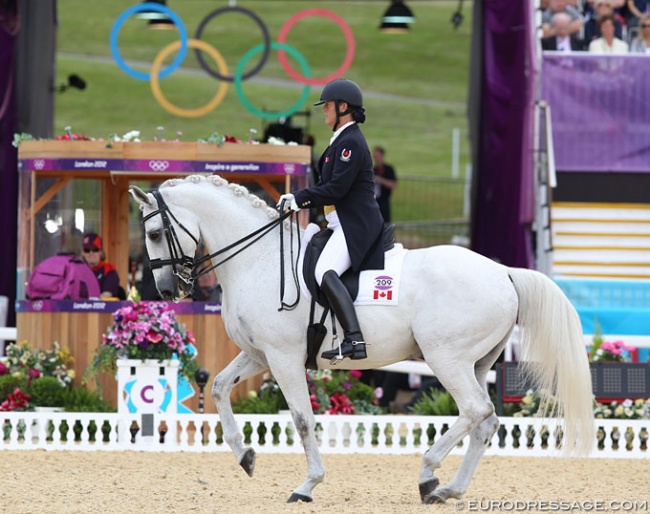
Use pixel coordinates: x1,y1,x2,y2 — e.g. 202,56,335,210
0,388,31,411
0,361,7,376
328,392,355,415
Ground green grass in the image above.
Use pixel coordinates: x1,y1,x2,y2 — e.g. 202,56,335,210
54,0,472,178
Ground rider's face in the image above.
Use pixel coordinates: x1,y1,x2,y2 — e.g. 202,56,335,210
322,100,348,130
322,101,336,129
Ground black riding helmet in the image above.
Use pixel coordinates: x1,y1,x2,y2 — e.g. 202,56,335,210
314,78,366,130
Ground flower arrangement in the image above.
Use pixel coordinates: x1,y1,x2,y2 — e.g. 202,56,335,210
307,369,384,415
588,321,635,363
594,398,650,420
511,389,559,418
12,126,269,148
1,340,75,387
87,301,199,383
590,340,634,363
232,370,384,415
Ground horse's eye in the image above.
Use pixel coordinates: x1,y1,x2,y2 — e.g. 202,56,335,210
148,230,161,242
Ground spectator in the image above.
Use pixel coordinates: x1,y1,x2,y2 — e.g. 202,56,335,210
542,0,584,38
372,146,398,224
81,232,123,299
630,13,650,51
583,0,624,46
191,245,222,303
541,12,585,50
588,13,630,52
626,0,650,32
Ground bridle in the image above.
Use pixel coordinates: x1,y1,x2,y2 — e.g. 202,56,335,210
141,190,300,310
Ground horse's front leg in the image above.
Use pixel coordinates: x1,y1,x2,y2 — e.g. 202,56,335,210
212,351,267,477
266,354,324,503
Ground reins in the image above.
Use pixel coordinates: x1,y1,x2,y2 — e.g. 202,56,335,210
143,190,301,309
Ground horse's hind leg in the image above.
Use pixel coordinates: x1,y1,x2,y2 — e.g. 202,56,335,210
212,351,267,477
418,365,495,504
426,359,502,502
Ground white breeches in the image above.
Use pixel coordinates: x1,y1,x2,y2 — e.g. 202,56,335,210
315,211,352,285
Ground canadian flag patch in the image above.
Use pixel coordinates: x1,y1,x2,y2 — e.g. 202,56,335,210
373,275,394,302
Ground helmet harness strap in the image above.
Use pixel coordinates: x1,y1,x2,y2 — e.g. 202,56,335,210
332,100,354,132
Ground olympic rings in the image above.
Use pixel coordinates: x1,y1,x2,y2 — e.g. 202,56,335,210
194,6,271,83
111,4,357,119
234,42,311,120
277,9,355,86
110,3,188,81
150,39,229,119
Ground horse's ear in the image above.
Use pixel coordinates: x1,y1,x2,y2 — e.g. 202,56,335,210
129,186,154,209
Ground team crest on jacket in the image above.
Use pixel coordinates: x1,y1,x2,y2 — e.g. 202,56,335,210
340,149,352,162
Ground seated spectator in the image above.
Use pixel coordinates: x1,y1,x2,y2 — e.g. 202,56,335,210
589,13,630,52
81,232,124,299
583,0,624,46
630,13,650,51
542,0,584,38
542,12,585,50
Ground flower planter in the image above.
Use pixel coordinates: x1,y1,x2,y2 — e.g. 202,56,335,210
116,359,179,446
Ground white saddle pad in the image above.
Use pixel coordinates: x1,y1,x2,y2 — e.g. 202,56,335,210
298,223,407,307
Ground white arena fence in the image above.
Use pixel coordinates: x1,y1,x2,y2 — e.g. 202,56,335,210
1,412,648,459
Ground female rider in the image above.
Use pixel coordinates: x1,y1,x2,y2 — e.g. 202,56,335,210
278,78,385,362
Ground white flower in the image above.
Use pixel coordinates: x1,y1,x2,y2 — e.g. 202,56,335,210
122,130,141,142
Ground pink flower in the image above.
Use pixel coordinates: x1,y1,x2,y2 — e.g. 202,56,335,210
147,330,163,344
349,369,362,379
28,368,41,380
0,361,7,376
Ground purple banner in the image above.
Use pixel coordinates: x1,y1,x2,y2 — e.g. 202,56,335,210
541,54,650,173
16,300,221,314
20,158,122,172
20,158,309,176
195,161,306,175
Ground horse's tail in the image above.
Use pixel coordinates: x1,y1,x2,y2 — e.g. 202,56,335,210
508,267,594,456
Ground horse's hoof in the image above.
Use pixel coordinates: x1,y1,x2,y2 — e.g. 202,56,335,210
419,478,440,504
239,448,256,477
287,493,313,503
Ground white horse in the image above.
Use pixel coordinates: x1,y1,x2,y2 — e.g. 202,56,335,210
129,175,594,504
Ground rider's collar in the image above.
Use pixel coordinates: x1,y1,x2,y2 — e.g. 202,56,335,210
329,121,355,145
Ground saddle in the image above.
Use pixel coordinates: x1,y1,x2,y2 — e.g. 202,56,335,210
303,224,396,370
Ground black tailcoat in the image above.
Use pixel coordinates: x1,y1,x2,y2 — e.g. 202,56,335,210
293,124,385,272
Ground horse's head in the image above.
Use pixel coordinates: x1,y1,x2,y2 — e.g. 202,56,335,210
129,185,200,301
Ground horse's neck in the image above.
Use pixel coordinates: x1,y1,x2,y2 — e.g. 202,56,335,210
185,185,299,299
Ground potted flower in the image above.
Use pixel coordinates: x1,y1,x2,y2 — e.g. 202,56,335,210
86,301,199,385
2,340,75,387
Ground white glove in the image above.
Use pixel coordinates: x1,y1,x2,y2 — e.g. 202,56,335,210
277,193,300,212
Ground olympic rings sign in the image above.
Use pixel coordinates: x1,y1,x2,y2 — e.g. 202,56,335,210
109,3,356,120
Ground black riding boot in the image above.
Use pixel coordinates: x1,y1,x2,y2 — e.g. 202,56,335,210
320,270,367,362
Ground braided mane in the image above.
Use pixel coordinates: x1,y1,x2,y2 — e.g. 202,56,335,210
159,175,280,220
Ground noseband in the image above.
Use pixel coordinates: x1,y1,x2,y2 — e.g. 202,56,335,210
141,190,299,308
